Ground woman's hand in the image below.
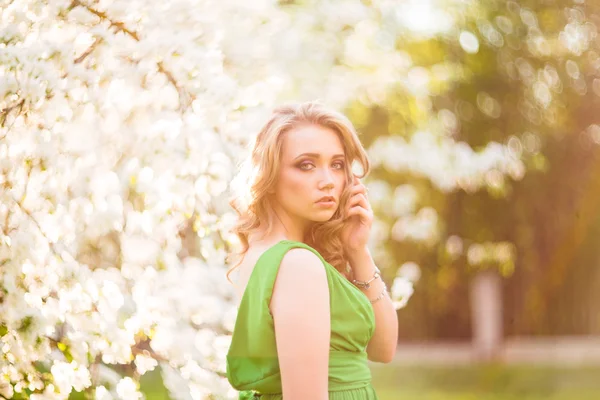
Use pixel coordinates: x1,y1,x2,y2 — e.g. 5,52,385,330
340,176,373,256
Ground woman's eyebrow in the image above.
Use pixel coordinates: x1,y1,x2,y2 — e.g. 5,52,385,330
293,152,345,160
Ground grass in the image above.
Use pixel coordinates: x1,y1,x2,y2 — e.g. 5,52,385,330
370,364,600,400
68,364,600,399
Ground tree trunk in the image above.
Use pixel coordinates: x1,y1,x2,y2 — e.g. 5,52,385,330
470,269,503,362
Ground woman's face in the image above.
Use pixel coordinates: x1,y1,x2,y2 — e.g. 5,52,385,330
271,124,347,224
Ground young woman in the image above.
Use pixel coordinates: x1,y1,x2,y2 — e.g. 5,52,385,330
225,101,398,400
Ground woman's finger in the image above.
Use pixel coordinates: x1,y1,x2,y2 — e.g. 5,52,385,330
350,182,367,196
348,192,371,211
347,204,372,222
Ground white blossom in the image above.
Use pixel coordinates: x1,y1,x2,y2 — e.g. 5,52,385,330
390,277,415,310
116,377,142,400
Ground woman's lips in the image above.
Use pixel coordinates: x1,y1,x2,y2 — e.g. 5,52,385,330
316,200,336,207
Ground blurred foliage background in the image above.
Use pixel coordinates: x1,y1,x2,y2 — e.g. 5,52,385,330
344,0,600,341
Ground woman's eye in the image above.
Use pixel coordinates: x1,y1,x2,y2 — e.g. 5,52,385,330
297,161,344,170
298,162,314,170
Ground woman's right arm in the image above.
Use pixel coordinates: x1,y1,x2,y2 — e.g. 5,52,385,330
270,248,330,400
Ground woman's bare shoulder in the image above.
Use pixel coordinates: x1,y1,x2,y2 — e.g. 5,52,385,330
271,248,328,310
280,247,323,270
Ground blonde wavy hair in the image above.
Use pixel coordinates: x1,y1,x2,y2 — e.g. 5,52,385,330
225,101,370,283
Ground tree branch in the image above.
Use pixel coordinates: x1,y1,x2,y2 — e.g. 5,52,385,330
0,99,25,127
11,195,62,257
70,0,193,110
74,37,103,64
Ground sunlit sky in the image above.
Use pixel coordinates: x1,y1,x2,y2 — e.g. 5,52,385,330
395,0,455,36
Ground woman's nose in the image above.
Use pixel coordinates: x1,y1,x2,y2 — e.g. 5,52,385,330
318,169,335,189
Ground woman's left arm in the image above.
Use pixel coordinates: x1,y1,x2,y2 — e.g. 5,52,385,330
341,176,398,363
348,248,398,364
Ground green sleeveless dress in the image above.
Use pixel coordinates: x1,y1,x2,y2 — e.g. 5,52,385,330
226,240,379,399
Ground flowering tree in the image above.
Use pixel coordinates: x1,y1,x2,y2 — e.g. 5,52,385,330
0,0,525,398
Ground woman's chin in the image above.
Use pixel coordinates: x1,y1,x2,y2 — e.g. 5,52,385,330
311,210,337,222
